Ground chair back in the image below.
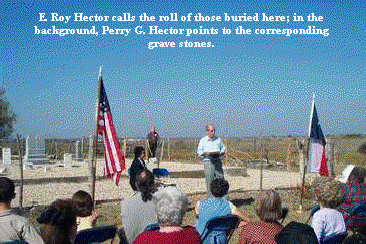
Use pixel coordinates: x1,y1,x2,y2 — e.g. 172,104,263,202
144,223,160,231
347,202,366,232
321,232,347,244
1,241,26,244
201,214,241,244
74,225,117,244
153,168,169,177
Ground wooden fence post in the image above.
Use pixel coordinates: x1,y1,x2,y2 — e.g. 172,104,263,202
167,136,171,162
225,137,228,165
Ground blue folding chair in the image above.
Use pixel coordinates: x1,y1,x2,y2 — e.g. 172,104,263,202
347,202,366,234
321,232,347,244
153,168,170,177
1,241,26,244
74,225,117,244
201,214,241,244
144,223,160,231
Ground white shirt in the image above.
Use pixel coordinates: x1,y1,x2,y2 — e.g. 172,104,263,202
197,136,226,161
311,208,346,242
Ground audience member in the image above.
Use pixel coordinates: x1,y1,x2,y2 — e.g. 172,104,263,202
238,189,283,244
72,190,99,231
133,186,202,244
195,178,249,243
0,177,44,244
120,169,157,243
37,199,77,244
338,166,366,227
311,177,346,243
129,146,147,191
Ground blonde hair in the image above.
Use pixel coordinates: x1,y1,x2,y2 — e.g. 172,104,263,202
311,177,342,208
255,189,282,221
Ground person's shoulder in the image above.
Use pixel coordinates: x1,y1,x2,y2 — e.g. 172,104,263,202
134,230,159,242
181,226,202,240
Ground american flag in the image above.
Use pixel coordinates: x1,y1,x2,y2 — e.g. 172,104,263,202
308,97,328,176
97,76,125,185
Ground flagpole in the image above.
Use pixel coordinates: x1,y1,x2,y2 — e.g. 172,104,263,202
308,93,315,137
298,94,314,212
90,66,103,203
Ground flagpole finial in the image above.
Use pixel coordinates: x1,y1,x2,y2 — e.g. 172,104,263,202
98,66,102,78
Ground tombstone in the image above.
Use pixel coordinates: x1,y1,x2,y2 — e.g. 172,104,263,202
23,136,50,168
63,153,73,167
2,148,12,166
74,140,83,161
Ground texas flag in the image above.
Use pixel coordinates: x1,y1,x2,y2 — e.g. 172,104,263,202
308,96,328,176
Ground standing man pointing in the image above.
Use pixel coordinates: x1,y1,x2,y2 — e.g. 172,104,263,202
197,124,226,197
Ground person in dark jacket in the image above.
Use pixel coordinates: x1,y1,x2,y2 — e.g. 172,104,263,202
129,146,147,191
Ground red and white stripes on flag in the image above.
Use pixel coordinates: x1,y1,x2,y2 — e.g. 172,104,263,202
97,78,125,185
308,97,328,176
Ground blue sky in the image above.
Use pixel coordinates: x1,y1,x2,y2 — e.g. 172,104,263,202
1,0,365,138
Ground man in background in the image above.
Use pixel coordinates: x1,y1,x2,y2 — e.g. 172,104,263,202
147,126,160,161
197,124,226,197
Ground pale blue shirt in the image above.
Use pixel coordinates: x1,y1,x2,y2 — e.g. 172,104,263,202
311,208,346,242
197,136,226,161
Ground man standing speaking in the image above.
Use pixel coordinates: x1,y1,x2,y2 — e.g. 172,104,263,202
197,124,226,197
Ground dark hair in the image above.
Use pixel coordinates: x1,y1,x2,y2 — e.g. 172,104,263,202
37,199,76,233
72,190,93,217
0,177,15,202
136,169,155,202
40,224,72,244
211,178,229,198
134,146,145,158
349,166,365,184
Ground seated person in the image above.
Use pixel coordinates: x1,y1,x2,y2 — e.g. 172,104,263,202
311,177,346,243
195,178,249,243
133,186,202,244
338,166,366,227
37,199,77,244
0,177,44,244
120,169,157,244
72,190,99,231
238,189,283,244
129,146,147,191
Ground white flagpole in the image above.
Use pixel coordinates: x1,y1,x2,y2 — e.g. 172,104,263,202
308,93,316,137
90,66,103,203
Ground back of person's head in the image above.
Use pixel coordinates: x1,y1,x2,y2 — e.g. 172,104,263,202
136,169,155,202
311,176,342,208
134,146,145,158
153,186,189,227
349,166,365,184
40,224,72,244
37,198,76,239
255,189,282,222
275,221,318,244
0,177,15,203
72,190,93,217
211,178,229,198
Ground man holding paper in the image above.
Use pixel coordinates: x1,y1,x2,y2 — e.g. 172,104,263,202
197,124,226,197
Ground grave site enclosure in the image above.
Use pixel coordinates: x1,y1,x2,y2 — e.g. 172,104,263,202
0,134,365,205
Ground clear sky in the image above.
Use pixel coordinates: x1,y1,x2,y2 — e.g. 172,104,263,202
1,0,365,139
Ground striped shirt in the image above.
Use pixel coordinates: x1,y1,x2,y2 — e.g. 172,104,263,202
238,220,283,244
